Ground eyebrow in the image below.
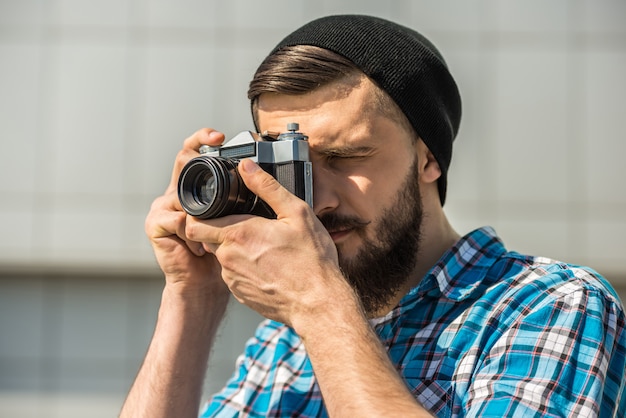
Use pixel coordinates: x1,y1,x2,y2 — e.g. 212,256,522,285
315,145,377,158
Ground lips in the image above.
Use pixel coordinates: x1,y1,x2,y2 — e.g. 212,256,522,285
328,228,352,242
319,214,370,243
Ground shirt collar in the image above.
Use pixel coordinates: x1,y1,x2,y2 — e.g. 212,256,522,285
408,226,507,302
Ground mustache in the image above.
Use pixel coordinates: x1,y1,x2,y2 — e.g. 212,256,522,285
318,213,371,232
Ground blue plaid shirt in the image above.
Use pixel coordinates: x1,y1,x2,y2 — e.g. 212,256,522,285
202,227,626,417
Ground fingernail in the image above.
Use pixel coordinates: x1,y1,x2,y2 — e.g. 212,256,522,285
208,131,222,140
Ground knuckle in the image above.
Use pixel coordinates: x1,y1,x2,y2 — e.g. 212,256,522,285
291,196,310,212
283,194,311,218
222,225,248,246
175,148,197,168
144,198,164,233
255,172,287,199
213,227,248,266
215,247,235,271
261,175,283,194
184,219,201,241
144,215,154,236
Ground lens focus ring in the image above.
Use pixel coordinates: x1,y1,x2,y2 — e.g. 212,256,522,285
178,156,261,219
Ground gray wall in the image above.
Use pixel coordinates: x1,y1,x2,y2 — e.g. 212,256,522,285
1,0,624,416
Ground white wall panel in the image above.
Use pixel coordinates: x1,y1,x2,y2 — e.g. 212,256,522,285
0,1,624,417
1,0,617,275
584,51,626,204
492,49,570,203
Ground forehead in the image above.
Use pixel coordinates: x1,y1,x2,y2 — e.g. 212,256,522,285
256,76,386,147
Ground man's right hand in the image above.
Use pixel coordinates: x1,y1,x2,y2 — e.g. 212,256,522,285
144,128,229,296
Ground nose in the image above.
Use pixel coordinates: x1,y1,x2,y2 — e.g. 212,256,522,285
312,163,340,217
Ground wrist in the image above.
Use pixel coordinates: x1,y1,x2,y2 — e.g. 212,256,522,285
291,272,367,344
159,279,230,334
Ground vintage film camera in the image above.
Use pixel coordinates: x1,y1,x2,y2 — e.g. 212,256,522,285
177,123,313,219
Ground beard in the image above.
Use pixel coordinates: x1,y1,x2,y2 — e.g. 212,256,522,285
318,160,424,316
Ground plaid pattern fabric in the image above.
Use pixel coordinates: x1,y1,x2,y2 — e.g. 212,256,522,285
202,227,626,417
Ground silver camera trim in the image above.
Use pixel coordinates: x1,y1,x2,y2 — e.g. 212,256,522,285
199,128,313,208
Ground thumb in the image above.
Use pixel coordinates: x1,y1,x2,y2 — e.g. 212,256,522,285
238,159,306,218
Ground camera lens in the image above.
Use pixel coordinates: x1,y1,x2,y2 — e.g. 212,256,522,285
192,170,217,206
178,156,262,219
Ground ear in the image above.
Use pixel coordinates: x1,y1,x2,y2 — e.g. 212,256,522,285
416,139,441,185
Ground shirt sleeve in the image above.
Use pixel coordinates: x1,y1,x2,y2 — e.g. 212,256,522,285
200,319,322,417
199,324,262,417
464,279,626,417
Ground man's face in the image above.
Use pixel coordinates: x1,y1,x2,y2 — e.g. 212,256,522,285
256,75,424,315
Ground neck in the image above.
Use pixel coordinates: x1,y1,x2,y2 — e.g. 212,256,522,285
371,210,460,319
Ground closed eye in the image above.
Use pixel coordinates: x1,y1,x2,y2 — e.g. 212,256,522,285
318,146,376,162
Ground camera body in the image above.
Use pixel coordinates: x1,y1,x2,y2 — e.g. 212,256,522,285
178,123,313,219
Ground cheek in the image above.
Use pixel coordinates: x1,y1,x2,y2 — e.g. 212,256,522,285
344,174,396,221
354,161,418,224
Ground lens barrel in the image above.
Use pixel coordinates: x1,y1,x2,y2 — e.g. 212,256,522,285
178,156,261,219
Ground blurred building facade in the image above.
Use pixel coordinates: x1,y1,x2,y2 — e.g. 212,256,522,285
0,1,624,416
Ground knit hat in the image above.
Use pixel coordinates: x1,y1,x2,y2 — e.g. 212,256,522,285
263,14,461,206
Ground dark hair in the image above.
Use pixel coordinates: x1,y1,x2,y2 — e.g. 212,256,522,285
249,45,357,99
248,45,414,138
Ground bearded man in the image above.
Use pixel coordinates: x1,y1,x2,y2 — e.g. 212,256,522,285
121,15,625,418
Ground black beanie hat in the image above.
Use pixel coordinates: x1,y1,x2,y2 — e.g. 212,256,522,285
263,14,462,206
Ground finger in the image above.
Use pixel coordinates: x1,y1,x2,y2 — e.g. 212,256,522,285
185,213,253,250
146,197,206,256
166,129,226,193
182,128,225,150
237,159,309,220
